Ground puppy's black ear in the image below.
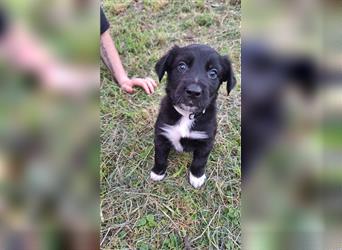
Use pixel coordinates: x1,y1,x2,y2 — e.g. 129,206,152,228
221,55,236,95
155,45,179,82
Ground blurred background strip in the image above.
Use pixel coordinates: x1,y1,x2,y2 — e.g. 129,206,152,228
242,0,342,249
0,1,99,250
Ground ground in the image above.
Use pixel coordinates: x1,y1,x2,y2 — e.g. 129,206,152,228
100,0,241,249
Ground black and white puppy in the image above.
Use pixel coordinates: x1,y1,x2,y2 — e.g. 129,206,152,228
150,44,236,188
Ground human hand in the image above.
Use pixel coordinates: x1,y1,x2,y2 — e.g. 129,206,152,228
119,77,157,95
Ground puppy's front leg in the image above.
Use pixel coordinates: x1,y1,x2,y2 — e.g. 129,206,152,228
189,148,211,188
150,136,171,181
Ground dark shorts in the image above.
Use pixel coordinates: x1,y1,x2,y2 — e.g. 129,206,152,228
100,7,109,35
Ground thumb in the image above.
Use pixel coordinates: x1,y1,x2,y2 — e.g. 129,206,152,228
122,85,134,94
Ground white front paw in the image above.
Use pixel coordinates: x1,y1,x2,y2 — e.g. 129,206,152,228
174,143,183,152
150,171,166,181
189,172,206,188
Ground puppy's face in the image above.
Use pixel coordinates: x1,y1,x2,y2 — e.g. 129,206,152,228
156,44,236,112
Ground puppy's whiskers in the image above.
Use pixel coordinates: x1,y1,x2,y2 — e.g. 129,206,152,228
176,96,183,106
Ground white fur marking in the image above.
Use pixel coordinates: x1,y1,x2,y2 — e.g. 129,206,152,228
160,106,208,151
189,131,209,139
189,172,206,188
150,171,165,181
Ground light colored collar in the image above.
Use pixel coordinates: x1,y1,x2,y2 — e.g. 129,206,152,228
173,105,206,119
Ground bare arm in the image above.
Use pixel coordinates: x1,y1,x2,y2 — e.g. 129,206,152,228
100,30,157,94
100,29,128,84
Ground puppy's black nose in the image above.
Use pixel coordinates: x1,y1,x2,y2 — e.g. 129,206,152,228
186,84,202,98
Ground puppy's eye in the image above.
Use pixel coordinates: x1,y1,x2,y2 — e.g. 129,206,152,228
208,69,218,79
177,62,188,73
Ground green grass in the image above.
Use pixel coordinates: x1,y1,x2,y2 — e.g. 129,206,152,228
100,0,241,249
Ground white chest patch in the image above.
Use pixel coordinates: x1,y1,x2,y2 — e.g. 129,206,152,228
160,107,208,152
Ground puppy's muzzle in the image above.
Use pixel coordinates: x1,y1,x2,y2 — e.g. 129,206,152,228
185,84,202,99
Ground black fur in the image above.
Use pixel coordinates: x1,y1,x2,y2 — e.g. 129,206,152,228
152,44,235,185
